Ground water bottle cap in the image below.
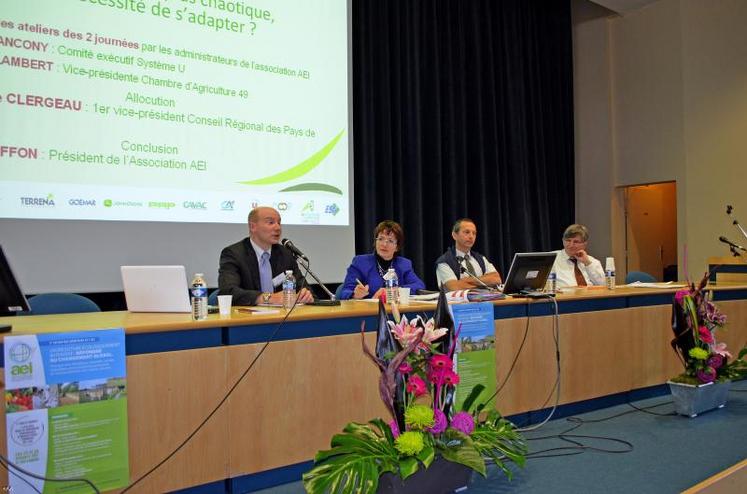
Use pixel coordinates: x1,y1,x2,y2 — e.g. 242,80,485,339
285,270,293,275
195,273,204,277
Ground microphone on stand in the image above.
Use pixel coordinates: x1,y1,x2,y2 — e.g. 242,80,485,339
280,238,309,261
457,256,494,291
719,236,747,252
280,238,340,305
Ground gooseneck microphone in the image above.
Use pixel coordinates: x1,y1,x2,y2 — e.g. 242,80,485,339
457,256,494,290
280,238,308,261
719,236,747,252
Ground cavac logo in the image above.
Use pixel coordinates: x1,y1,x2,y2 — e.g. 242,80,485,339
183,201,207,210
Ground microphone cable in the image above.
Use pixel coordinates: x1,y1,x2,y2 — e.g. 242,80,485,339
120,262,312,493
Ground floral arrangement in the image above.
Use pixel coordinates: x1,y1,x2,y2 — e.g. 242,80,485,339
671,272,747,385
303,292,526,493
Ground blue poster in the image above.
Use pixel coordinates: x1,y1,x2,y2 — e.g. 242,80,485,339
451,302,496,410
4,328,129,493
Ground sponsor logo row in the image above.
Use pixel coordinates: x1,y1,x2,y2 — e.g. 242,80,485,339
16,195,342,216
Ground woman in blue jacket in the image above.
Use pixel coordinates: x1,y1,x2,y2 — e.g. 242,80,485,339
339,220,426,300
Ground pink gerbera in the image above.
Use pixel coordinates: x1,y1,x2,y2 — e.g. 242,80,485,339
429,354,453,371
698,326,714,344
443,369,460,386
405,375,428,396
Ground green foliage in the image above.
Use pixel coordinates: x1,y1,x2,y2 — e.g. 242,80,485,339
303,419,398,494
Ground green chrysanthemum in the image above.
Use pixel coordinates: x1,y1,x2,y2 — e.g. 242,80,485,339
404,404,435,430
689,347,709,360
394,431,425,456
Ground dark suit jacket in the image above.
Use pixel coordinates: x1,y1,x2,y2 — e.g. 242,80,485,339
338,254,425,300
218,238,302,306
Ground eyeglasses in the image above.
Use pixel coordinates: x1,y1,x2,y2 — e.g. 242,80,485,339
375,237,397,246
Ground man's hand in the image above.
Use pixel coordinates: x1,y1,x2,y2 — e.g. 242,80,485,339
574,250,592,266
297,287,314,303
482,272,502,286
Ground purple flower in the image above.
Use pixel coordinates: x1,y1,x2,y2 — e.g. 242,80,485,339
428,408,447,435
450,411,475,435
696,368,717,384
707,354,724,370
389,420,400,439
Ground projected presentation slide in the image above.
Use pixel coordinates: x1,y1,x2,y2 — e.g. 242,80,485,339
0,0,349,225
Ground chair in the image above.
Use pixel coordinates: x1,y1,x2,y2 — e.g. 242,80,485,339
28,293,101,315
208,289,219,306
625,271,656,284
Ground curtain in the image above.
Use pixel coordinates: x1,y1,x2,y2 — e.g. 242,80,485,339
352,0,575,288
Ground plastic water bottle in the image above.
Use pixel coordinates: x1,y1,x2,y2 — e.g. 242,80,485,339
191,273,208,320
605,257,616,290
282,270,297,310
384,268,399,305
546,270,557,294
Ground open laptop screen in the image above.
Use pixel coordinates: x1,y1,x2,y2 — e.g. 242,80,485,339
121,266,191,313
501,252,558,295
0,245,30,315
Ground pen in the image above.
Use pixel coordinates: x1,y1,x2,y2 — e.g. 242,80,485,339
355,278,365,287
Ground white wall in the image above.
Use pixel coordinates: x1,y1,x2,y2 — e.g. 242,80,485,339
574,0,747,279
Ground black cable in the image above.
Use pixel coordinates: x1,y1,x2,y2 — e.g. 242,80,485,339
120,262,311,493
520,398,674,460
0,453,98,493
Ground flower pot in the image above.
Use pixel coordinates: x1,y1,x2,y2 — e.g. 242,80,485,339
667,380,731,417
377,457,473,494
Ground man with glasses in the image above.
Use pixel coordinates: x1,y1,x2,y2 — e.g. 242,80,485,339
338,220,425,299
436,218,502,290
551,224,605,288
218,206,314,305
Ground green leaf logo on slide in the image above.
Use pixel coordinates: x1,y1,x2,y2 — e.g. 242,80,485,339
238,129,344,194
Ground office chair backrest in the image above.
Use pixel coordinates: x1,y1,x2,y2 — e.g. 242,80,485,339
625,271,657,284
28,293,101,315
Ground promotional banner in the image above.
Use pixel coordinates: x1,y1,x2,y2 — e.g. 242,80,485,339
451,302,497,410
4,329,129,493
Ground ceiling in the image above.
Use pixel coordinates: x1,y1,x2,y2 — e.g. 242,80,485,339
588,0,661,15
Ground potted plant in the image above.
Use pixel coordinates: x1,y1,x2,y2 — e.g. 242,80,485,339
303,292,526,494
669,272,747,417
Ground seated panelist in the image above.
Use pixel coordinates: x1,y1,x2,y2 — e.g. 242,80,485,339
339,220,425,300
435,218,502,290
552,224,605,288
218,206,314,306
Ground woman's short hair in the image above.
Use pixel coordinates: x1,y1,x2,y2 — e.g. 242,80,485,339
373,220,404,251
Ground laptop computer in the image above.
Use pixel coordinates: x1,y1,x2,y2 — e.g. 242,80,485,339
121,265,192,313
501,252,558,296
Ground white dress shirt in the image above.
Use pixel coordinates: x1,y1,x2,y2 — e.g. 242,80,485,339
436,248,497,286
551,249,605,288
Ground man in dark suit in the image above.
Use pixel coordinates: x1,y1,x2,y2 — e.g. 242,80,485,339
218,206,314,306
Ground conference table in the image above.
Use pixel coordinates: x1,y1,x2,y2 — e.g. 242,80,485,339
2,283,746,493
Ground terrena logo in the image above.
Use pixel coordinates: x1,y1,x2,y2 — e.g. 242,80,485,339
20,196,55,206
68,198,96,206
